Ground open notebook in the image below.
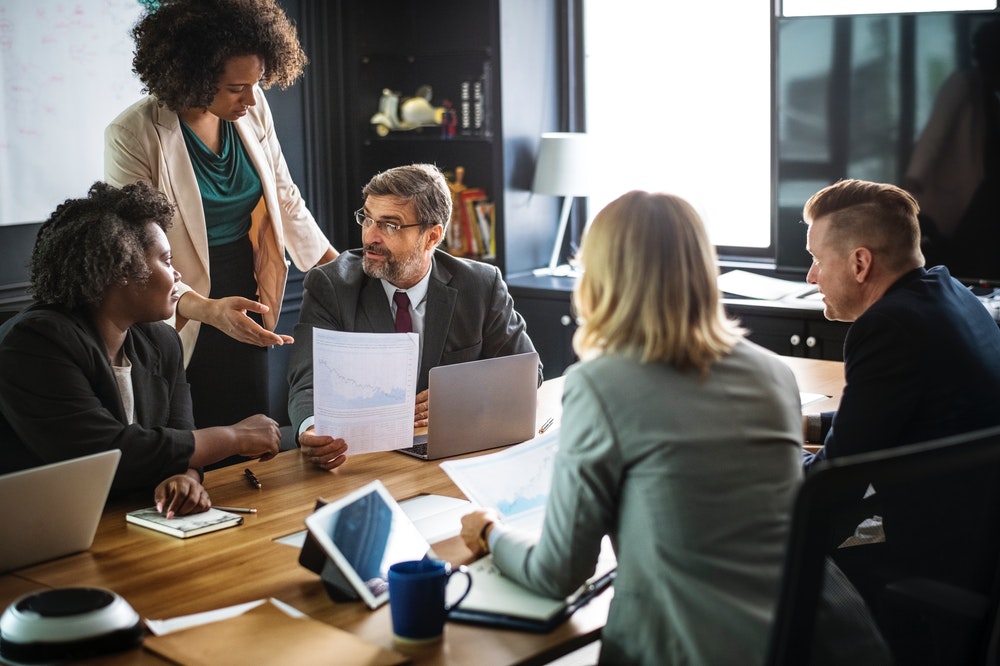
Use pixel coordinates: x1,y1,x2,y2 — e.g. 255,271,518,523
447,554,616,632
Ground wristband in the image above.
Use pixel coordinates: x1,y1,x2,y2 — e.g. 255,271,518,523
477,521,493,554
806,414,823,444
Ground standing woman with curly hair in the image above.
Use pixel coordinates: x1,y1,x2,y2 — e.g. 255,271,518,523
105,0,338,436
0,182,281,517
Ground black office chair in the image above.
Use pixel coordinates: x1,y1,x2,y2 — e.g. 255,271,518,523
765,425,1000,666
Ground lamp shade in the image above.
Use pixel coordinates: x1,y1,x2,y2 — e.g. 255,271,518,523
531,132,591,196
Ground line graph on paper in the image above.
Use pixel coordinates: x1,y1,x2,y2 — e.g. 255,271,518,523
315,353,409,411
315,346,412,413
440,431,560,534
311,329,418,454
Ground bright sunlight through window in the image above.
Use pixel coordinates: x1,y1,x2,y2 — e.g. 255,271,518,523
584,1,772,250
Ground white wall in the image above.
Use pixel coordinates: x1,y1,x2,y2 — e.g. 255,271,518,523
0,0,144,226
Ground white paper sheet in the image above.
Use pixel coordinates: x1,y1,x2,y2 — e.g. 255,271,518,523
800,392,830,407
144,598,305,636
312,329,419,455
398,494,472,543
718,269,818,300
274,494,472,549
440,430,560,535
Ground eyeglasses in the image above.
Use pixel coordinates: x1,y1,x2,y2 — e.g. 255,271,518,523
354,209,424,236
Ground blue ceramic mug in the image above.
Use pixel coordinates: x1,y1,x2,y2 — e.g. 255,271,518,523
388,559,472,643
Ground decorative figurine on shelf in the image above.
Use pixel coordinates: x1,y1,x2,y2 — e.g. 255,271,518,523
370,85,446,137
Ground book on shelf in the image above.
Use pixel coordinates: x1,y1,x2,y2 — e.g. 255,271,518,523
474,200,496,259
458,188,489,259
126,507,243,539
459,80,471,133
472,78,483,131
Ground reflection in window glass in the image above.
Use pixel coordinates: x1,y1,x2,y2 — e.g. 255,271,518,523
777,18,832,163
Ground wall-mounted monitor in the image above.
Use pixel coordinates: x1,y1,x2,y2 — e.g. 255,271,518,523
773,8,1000,286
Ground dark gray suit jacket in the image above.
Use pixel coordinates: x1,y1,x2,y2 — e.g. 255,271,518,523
287,249,541,436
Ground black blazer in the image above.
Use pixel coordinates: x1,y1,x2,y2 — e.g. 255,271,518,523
0,304,195,493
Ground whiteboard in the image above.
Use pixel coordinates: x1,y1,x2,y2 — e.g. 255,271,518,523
0,0,145,226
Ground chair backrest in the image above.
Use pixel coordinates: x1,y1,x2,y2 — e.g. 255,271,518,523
765,424,1000,666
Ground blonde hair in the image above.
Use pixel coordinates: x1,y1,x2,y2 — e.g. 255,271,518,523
572,190,744,372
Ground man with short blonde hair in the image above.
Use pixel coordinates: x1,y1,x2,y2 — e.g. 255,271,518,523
801,178,1000,662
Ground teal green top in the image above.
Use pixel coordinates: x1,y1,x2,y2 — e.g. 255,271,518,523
180,119,263,247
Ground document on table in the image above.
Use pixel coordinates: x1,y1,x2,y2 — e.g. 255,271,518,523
312,329,419,455
145,598,305,636
800,392,829,407
718,269,818,300
440,429,560,535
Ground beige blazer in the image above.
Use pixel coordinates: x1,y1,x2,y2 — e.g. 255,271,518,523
104,91,331,366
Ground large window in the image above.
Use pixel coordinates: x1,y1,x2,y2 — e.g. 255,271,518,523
583,1,772,254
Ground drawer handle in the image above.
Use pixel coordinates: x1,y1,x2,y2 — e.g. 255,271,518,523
805,335,817,348
790,334,801,346
560,315,573,327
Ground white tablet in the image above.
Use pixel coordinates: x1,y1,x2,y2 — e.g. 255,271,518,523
304,480,432,609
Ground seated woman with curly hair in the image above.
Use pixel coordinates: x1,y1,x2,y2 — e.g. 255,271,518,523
0,182,281,517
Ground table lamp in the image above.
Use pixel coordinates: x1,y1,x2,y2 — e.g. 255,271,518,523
531,132,590,275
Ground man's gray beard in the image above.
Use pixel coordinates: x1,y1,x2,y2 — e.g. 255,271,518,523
362,245,424,285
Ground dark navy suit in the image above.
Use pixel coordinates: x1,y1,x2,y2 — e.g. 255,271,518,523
806,266,1000,592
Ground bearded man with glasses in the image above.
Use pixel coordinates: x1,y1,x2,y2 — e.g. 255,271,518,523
287,163,541,470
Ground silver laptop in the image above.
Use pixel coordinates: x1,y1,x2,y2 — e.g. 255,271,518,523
398,351,539,461
0,450,120,572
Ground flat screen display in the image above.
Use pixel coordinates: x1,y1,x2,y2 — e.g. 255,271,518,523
774,9,1000,285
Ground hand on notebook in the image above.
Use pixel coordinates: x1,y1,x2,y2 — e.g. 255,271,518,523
299,427,349,471
155,471,211,519
414,389,429,428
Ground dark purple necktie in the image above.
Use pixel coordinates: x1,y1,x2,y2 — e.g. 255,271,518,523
393,291,412,333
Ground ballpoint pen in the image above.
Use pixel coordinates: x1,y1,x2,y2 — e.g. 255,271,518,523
244,468,262,490
539,417,554,434
214,506,258,514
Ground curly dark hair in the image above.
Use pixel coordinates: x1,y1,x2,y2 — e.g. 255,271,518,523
131,0,308,112
30,182,175,310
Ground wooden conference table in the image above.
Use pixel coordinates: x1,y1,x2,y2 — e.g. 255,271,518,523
0,356,844,665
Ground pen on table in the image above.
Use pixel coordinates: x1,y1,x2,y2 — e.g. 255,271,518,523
214,506,258,514
539,417,554,434
244,468,262,490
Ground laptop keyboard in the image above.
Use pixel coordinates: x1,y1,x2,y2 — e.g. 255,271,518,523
402,442,428,457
